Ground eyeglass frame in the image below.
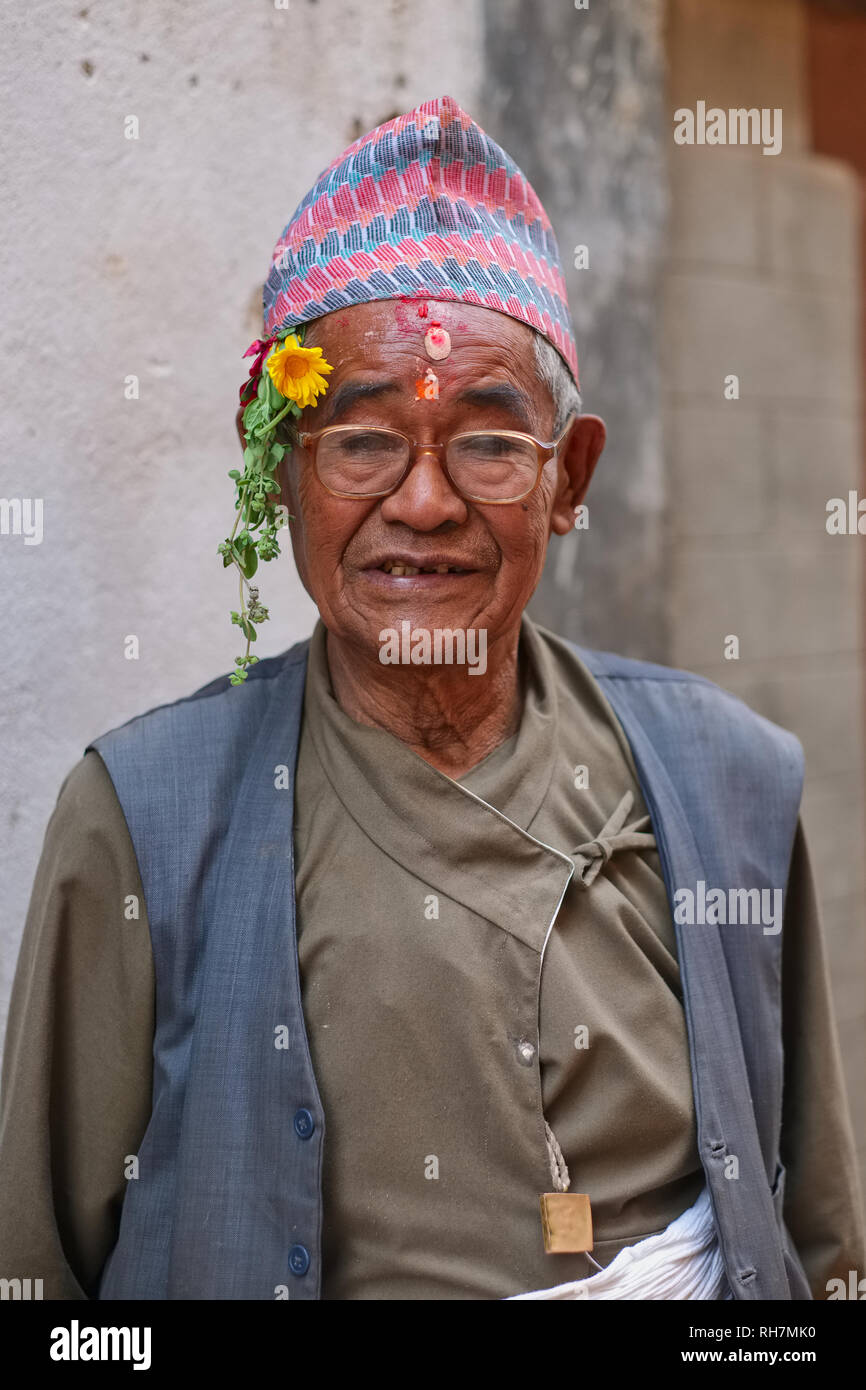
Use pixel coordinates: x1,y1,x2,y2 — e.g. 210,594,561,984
288,416,577,504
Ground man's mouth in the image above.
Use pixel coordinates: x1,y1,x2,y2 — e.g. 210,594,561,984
379,560,470,576
360,553,478,581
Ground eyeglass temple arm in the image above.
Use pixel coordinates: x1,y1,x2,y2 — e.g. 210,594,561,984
546,414,578,450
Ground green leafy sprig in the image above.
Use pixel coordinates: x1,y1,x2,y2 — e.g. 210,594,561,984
219,324,305,685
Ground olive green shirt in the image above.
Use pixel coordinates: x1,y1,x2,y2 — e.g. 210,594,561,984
0,617,862,1298
295,617,703,1297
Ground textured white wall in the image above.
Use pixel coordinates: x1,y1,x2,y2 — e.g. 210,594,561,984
0,0,483,1032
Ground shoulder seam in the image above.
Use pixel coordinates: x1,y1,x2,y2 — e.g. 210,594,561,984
88,641,309,746
593,669,713,685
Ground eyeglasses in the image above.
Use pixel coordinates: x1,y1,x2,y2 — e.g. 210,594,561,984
291,419,575,504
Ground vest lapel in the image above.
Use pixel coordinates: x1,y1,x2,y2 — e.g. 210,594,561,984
167,646,323,1299
579,659,790,1300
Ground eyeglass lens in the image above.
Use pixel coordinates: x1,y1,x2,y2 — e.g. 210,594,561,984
315,428,539,500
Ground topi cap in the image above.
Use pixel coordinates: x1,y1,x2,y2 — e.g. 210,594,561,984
263,95,579,385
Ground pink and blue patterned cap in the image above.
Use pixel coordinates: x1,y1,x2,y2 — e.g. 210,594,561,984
263,95,579,386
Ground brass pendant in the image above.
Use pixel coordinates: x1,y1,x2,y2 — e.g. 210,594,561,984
540,1192,593,1254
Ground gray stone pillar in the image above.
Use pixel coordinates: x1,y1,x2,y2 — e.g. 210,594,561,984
481,0,669,658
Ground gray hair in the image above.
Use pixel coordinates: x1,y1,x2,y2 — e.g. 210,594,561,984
532,331,582,438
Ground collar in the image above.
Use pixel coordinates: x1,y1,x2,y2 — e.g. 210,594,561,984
302,616,573,952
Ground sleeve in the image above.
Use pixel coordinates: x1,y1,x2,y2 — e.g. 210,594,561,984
779,818,866,1298
0,750,155,1299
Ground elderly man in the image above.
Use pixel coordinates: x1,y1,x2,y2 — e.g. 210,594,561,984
0,96,863,1302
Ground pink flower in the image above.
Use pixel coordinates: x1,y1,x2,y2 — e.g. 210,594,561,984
239,335,278,405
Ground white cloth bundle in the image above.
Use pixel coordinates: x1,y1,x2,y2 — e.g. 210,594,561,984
506,1186,731,1300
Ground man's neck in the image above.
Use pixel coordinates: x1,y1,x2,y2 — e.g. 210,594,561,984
325,627,523,779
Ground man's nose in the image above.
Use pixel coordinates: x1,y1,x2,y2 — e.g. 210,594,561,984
379,447,468,530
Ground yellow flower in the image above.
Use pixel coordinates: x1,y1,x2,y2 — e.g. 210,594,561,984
266,334,334,410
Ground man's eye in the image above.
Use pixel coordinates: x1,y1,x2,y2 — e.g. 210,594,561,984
337,432,401,456
455,434,524,460
471,435,510,456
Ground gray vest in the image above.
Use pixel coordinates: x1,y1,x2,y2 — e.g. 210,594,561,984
88,639,811,1301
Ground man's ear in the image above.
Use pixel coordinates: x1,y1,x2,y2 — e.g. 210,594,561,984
549,414,606,536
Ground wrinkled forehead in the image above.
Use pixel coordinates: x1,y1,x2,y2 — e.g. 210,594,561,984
303,298,539,371
299,299,554,435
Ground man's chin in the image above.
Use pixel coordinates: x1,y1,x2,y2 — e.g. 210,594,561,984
325,599,498,666
333,569,491,631
354,613,493,678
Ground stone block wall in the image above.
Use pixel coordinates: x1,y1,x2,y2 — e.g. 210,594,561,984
663,0,866,1192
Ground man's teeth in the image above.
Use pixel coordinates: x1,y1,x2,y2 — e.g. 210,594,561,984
381,562,466,576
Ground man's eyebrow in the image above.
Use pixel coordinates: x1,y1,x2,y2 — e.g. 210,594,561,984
456,382,535,426
323,380,402,421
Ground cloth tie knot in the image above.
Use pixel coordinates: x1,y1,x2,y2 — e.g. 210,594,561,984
571,790,656,889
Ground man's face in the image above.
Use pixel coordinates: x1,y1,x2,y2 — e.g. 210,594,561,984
273,299,604,656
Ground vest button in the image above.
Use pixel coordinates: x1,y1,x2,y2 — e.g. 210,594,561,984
288,1244,310,1276
516,1039,536,1066
293,1107,315,1139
